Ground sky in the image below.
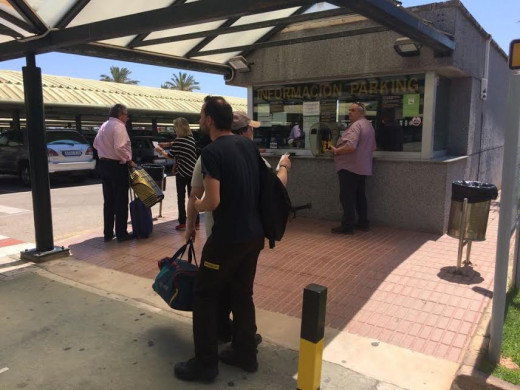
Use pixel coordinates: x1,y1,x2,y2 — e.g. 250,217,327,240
0,0,518,99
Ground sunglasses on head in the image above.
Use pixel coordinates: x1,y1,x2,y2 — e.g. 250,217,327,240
353,102,365,110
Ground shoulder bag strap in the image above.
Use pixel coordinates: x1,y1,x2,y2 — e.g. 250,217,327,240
186,238,198,267
171,242,188,261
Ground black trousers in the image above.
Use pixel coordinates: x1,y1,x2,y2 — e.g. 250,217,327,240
193,235,264,369
338,169,368,229
175,175,199,224
99,159,130,239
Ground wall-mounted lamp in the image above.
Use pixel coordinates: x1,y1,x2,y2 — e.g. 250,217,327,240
393,37,422,57
228,55,251,72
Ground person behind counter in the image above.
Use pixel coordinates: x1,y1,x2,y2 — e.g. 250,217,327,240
287,118,304,148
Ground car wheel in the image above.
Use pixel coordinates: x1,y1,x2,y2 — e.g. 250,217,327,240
19,163,31,187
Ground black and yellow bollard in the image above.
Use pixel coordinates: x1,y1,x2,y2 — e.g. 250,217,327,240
297,283,327,390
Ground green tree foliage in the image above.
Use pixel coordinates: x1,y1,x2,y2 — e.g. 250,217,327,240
99,66,139,85
161,71,200,92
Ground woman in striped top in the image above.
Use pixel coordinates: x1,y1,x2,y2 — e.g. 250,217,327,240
156,117,199,230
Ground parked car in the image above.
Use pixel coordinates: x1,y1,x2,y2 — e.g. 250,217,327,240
80,129,99,160
130,135,155,164
130,135,174,169
0,129,96,186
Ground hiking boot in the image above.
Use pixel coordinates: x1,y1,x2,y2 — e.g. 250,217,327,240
174,358,218,383
331,226,354,235
219,348,258,373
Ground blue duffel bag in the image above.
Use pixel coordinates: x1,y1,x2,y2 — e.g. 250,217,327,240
152,239,198,311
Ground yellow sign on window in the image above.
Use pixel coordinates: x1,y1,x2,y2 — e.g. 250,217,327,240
509,39,520,69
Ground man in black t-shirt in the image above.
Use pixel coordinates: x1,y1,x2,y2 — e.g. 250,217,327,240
174,96,264,383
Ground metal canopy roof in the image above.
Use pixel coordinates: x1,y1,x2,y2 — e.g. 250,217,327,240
0,0,455,78
0,70,247,115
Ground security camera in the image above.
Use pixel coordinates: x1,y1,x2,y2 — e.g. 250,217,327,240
223,67,235,83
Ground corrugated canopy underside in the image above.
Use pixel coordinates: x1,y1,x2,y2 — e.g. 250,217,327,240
0,70,247,113
0,0,455,76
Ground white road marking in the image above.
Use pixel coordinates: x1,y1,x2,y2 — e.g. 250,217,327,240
0,367,9,374
0,243,35,257
0,205,30,215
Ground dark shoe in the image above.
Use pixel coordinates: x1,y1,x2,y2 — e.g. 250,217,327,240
220,332,263,345
219,348,258,373
331,226,354,235
103,235,114,242
356,223,370,231
117,233,135,242
174,358,218,383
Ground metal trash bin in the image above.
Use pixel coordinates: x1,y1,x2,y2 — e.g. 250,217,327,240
141,163,165,182
447,180,498,241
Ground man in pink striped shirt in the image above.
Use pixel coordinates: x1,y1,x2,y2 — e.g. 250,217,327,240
94,104,136,242
329,102,376,235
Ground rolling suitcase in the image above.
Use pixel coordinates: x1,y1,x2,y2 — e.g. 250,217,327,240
130,195,153,239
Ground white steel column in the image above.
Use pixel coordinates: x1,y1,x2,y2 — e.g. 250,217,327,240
421,72,437,160
247,86,254,117
489,72,520,363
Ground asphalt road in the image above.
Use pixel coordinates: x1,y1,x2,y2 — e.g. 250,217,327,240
0,173,177,243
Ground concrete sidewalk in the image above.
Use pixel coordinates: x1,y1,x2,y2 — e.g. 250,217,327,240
1,259,404,390
0,199,509,389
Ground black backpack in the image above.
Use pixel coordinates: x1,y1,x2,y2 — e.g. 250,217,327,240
257,152,292,248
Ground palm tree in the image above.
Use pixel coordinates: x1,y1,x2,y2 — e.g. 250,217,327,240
99,66,139,85
161,72,200,91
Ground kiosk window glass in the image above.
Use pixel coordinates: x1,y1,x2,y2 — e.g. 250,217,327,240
434,77,450,151
253,74,425,153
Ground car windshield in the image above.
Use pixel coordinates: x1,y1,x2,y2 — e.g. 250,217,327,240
47,130,88,145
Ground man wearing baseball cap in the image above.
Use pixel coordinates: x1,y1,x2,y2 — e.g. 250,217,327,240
230,111,261,138
230,111,291,185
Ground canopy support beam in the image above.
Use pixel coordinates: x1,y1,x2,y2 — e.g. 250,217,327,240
21,54,69,261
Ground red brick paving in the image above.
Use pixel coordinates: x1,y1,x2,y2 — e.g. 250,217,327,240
56,202,500,363
0,237,25,247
